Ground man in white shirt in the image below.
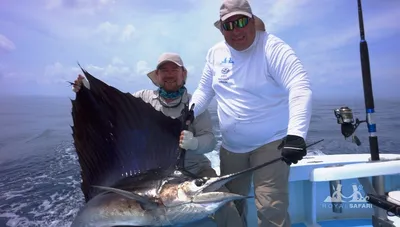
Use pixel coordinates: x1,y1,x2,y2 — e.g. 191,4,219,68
189,0,313,226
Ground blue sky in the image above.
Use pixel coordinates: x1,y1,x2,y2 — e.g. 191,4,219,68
0,0,399,100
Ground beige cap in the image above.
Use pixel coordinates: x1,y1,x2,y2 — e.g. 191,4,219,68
147,52,186,87
214,15,265,31
213,0,265,31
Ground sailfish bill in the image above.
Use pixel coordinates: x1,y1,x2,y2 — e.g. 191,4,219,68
69,66,270,226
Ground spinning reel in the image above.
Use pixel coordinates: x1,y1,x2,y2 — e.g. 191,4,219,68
334,106,366,146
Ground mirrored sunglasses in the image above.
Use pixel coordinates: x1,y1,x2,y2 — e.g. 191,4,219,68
222,16,250,31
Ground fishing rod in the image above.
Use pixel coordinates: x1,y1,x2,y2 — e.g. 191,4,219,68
176,103,195,170
356,1,395,224
333,1,380,162
333,0,379,154
333,0,389,225
246,138,325,170
357,0,379,161
192,139,325,187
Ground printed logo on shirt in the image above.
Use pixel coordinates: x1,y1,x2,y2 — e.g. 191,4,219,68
218,77,229,83
220,57,234,64
215,53,233,84
217,67,231,84
221,67,230,74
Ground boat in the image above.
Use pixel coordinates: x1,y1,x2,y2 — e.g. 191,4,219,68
243,0,400,226
244,153,400,227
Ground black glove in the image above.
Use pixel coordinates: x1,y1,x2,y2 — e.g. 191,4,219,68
278,135,307,165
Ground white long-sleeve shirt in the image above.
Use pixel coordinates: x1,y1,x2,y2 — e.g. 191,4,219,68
189,31,312,153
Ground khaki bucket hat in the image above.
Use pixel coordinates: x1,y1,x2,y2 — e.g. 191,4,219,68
147,52,187,87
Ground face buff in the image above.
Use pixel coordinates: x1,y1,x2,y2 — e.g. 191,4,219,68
158,86,186,99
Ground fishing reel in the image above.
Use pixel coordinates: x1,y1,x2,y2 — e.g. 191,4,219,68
333,106,366,146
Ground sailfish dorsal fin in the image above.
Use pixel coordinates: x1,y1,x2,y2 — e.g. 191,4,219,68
71,66,184,202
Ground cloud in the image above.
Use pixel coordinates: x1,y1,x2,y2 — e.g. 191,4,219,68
93,22,136,44
111,57,124,65
0,34,15,52
35,56,167,93
120,24,136,42
1,0,399,98
135,61,151,75
41,62,70,84
296,6,400,55
0,64,21,81
41,59,138,85
266,0,400,90
254,0,334,33
44,0,116,15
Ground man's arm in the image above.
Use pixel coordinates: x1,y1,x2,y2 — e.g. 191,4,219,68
190,109,217,154
189,49,216,118
131,90,144,99
266,35,313,140
131,90,155,104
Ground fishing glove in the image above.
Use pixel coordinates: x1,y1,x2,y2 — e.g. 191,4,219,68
279,135,307,165
179,130,199,151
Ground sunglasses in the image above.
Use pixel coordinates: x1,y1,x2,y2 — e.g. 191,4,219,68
222,16,250,31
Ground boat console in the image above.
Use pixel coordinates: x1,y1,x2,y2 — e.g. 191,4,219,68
309,158,400,227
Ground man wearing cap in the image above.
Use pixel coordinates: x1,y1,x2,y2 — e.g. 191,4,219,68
71,52,245,227
189,0,313,227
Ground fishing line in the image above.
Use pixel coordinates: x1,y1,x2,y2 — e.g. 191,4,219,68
214,138,326,180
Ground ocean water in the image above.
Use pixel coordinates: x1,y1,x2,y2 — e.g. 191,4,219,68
0,95,399,227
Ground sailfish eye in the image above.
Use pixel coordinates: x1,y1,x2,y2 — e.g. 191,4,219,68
194,177,208,187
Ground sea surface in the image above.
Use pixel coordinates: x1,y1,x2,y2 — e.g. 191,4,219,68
0,95,399,227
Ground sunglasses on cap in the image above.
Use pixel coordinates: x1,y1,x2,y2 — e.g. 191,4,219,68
222,16,250,31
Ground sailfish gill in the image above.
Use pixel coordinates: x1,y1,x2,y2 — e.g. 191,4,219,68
69,66,267,227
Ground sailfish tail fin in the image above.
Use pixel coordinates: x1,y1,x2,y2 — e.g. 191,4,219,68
71,66,183,202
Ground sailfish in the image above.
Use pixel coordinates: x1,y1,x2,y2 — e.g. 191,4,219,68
69,67,272,226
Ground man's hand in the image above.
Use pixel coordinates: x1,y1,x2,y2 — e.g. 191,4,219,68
72,74,90,93
279,135,307,165
179,130,199,150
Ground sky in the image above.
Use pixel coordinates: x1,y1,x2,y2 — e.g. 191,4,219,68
0,0,399,100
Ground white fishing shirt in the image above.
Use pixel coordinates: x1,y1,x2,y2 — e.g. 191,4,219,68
190,31,313,153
